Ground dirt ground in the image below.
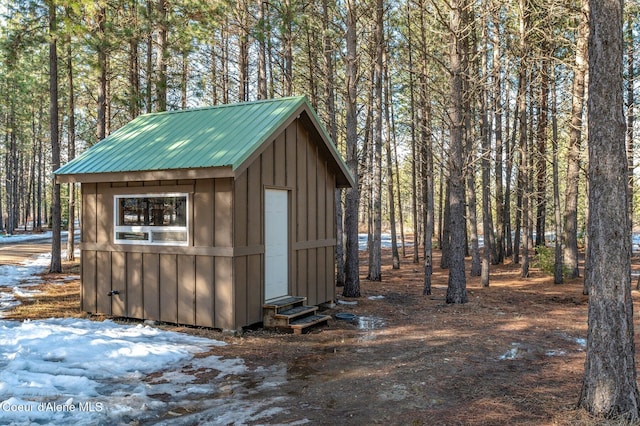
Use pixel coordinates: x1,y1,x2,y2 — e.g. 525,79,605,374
7,248,640,425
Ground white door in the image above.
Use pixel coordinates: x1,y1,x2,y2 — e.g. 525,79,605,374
264,189,289,301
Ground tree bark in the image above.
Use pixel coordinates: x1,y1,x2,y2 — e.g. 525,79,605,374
440,180,451,269
626,11,634,254
384,53,400,270
535,59,549,248
563,0,588,279
421,81,434,295
342,0,361,298
446,0,467,304
367,0,384,282
551,70,563,284
465,134,481,277
156,0,168,111
504,75,514,258
410,1,420,264
237,3,249,102
282,0,293,96
321,0,343,286
491,3,505,264
578,0,640,418
513,70,526,265
49,1,62,273
465,5,481,278
145,0,153,113
37,134,43,230
257,0,268,100
66,32,76,261
128,1,140,119
96,5,107,140
6,104,17,234
480,12,492,286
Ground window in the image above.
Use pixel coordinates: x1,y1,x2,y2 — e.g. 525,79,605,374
114,194,189,245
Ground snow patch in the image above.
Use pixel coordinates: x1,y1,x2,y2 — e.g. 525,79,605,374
0,318,230,424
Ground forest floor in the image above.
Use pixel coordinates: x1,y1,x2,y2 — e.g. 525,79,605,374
7,247,640,425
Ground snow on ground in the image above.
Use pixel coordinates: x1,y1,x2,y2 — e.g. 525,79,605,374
0,242,298,425
0,319,229,424
0,232,54,244
0,230,74,312
0,254,51,315
0,240,78,316
0,317,292,426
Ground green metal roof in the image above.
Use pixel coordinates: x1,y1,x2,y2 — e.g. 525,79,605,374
55,96,352,186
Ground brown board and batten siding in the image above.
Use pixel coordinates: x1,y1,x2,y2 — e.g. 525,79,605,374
80,178,237,329
233,119,337,327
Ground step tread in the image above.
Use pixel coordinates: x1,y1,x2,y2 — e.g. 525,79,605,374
289,314,331,329
263,296,306,309
274,305,317,318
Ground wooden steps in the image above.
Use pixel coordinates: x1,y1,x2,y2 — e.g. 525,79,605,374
263,296,330,334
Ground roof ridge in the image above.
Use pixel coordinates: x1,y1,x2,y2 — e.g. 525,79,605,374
140,95,307,118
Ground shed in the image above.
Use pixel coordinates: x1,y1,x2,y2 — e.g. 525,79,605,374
54,96,353,332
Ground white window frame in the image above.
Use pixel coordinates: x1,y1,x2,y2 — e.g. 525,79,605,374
114,193,189,246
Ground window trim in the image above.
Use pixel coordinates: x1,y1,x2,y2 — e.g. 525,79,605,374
113,193,190,246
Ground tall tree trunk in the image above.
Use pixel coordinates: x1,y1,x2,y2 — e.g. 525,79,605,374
321,0,343,286
106,56,112,135
257,0,268,100
626,11,634,250
440,179,451,269
392,117,407,259
504,74,514,258
29,122,37,230
19,154,25,231
385,52,405,259
522,97,534,278
410,1,420,264
536,59,549,248
465,5,480,278
6,105,17,234
305,24,318,107
421,82,434,295
66,34,76,261
551,69,563,284
518,0,534,273
37,135,43,229
156,0,168,111
492,2,505,264
367,0,384,282
513,19,528,266
411,82,420,264
364,74,374,260
283,0,293,96
578,0,640,416
466,130,481,277
342,0,361,298
96,5,107,140
563,0,588,279
480,22,492,286
210,35,218,105
180,51,188,109
128,1,140,119
384,52,400,270
49,0,62,273
446,0,468,304
239,8,249,101
145,0,153,113
222,22,230,103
